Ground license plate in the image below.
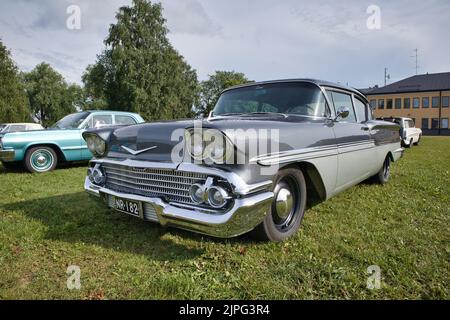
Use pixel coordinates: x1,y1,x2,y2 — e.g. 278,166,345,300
112,197,141,217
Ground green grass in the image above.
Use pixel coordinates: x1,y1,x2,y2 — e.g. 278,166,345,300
0,137,449,299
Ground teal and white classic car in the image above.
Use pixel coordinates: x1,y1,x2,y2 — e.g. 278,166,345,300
0,111,144,173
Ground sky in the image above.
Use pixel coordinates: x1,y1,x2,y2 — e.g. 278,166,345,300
0,0,449,89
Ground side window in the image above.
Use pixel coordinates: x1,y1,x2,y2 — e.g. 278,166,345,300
115,115,137,126
87,115,113,129
404,121,409,129
330,91,356,123
354,98,368,123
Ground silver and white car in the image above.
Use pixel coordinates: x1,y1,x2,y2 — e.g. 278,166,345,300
378,117,422,148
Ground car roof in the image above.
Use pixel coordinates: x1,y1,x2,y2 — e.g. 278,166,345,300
1,123,43,126
223,78,367,99
87,110,139,115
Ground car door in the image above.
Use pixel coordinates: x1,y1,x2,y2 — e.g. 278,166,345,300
326,90,374,190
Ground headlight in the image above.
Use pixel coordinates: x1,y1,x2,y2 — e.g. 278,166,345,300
84,134,107,158
185,129,234,164
207,186,230,208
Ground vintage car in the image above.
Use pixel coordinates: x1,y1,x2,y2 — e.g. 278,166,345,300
0,111,144,172
0,123,44,137
83,79,404,241
377,117,422,148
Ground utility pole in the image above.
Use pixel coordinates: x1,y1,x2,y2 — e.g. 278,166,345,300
411,48,419,75
384,68,390,86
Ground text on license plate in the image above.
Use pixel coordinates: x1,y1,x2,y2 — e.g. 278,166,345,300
113,197,141,217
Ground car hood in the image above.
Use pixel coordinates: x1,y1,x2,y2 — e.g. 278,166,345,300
104,116,324,163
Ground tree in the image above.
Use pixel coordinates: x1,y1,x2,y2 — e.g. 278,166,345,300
81,63,108,110
197,71,252,116
0,40,30,123
23,63,81,127
83,0,199,120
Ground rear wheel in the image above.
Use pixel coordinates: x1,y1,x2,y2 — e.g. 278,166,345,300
414,135,421,146
372,156,391,185
251,167,307,242
24,146,58,173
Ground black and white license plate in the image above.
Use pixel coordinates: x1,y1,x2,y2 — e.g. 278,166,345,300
112,197,141,217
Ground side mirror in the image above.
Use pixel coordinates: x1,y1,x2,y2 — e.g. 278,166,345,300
334,106,350,121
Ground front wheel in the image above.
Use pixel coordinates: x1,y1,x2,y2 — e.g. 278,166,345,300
251,167,307,242
24,146,58,173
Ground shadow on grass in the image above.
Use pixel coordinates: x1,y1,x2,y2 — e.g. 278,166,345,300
3,192,209,261
1,161,89,174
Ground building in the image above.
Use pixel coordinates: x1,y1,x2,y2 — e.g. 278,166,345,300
365,72,450,135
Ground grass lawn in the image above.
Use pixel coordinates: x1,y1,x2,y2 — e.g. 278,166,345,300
0,137,449,300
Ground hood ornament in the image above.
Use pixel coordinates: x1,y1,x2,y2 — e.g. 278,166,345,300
121,145,157,155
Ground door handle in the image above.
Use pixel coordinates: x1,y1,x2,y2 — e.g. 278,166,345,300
361,126,370,131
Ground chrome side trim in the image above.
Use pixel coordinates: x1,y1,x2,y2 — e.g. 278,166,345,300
253,140,376,166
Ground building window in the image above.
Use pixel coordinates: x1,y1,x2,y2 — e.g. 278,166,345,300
431,118,440,129
422,97,429,108
395,98,402,109
404,98,411,109
387,99,393,109
378,99,385,109
422,118,429,129
413,98,420,108
442,118,449,129
443,96,449,108
432,97,440,108
370,99,376,110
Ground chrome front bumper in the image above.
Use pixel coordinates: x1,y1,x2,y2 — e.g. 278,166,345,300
85,161,274,238
0,149,15,162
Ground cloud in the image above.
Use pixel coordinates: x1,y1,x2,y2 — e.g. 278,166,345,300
0,0,449,88
161,0,220,35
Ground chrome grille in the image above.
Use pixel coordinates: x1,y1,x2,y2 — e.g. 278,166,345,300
102,163,210,206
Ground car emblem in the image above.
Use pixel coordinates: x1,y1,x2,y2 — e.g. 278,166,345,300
121,145,157,155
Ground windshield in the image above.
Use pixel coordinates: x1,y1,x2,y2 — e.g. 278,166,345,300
213,82,329,117
50,112,90,129
0,125,6,133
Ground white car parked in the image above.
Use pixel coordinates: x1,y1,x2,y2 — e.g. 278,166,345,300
0,123,44,135
378,117,422,148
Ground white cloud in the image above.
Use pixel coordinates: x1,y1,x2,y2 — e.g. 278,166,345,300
0,0,449,88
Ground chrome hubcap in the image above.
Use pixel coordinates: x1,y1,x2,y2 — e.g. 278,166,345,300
275,188,293,219
272,177,300,231
30,149,54,172
36,156,46,165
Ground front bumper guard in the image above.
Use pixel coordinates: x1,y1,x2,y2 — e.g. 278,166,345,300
85,177,274,238
0,149,15,162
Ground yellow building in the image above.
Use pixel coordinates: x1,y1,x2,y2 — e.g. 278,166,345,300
363,72,450,135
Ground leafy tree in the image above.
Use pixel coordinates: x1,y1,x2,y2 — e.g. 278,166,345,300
197,71,252,116
23,63,81,127
81,63,108,110
84,0,199,120
0,40,30,123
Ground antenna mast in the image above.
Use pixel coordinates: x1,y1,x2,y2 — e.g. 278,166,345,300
412,48,419,75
